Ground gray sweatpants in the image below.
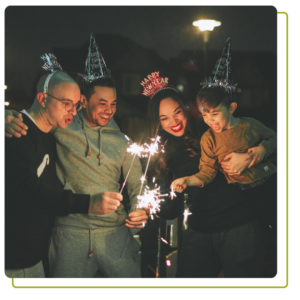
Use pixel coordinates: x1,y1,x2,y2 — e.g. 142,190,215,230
49,224,141,278
5,260,45,278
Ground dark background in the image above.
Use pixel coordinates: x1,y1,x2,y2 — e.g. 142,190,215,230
5,6,277,136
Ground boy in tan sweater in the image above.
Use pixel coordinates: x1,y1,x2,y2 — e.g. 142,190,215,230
171,87,277,193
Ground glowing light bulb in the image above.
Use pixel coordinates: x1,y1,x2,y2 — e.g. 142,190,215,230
193,19,221,31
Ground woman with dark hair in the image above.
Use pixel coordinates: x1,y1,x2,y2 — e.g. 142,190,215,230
144,72,268,278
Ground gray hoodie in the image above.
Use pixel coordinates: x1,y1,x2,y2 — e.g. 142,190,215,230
51,110,143,229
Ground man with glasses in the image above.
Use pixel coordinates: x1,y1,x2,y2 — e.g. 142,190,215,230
5,69,123,278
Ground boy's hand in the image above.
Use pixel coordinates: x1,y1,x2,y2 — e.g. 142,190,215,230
247,145,266,168
125,209,148,228
171,177,188,193
5,110,28,138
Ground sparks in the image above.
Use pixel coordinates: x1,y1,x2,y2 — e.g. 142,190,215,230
161,237,168,244
138,135,163,195
183,208,192,230
126,143,145,157
170,187,177,200
137,186,168,217
140,175,146,184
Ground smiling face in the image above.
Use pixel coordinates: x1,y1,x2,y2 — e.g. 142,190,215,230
84,86,117,127
159,97,187,137
196,100,237,133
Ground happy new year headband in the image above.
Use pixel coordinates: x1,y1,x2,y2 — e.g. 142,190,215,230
140,71,178,99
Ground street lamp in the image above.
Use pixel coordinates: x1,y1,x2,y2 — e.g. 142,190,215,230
193,19,221,76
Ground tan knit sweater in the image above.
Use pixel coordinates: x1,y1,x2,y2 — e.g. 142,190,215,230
194,117,277,186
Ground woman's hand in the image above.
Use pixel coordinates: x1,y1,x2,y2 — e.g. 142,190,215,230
5,110,28,138
221,152,253,176
246,145,266,168
221,146,266,175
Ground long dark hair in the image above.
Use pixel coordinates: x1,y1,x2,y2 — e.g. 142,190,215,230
147,88,205,176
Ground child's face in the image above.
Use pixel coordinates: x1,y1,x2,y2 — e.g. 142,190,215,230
196,101,235,133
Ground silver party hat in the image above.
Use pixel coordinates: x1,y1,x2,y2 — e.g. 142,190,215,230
201,38,236,92
80,33,111,83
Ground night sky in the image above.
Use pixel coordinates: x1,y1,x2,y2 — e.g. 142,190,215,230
5,6,277,93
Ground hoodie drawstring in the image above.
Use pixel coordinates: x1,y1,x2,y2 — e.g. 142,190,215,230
98,129,101,166
89,229,94,257
82,121,91,157
81,118,102,166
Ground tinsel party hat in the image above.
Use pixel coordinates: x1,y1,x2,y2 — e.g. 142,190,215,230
41,53,63,93
80,33,111,83
201,38,236,92
141,71,177,98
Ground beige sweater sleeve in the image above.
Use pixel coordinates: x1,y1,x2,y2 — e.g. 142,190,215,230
193,133,219,187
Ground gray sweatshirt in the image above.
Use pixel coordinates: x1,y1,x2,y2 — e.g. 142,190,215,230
51,110,143,229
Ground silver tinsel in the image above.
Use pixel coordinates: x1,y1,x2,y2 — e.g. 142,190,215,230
79,33,111,83
41,53,64,93
200,38,237,93
41,53,63,73
201,77,237,93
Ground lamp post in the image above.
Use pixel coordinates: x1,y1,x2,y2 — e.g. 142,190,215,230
193,19,221,76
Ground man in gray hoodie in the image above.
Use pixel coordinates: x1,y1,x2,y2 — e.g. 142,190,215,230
49,75,148,277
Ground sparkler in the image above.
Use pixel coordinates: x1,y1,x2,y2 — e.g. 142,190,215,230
120,134,170,257
120,134,144,194
138,135,162,195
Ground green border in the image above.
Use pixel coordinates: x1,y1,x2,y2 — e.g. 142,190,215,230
278,11,300,286
11,11,300,289
11,278,289,290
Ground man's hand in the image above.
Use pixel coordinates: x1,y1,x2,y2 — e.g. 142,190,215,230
89,192,123,215
125,209,149,229
5,110,28,138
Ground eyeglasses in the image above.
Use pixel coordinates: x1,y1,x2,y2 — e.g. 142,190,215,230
45,93,84,111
